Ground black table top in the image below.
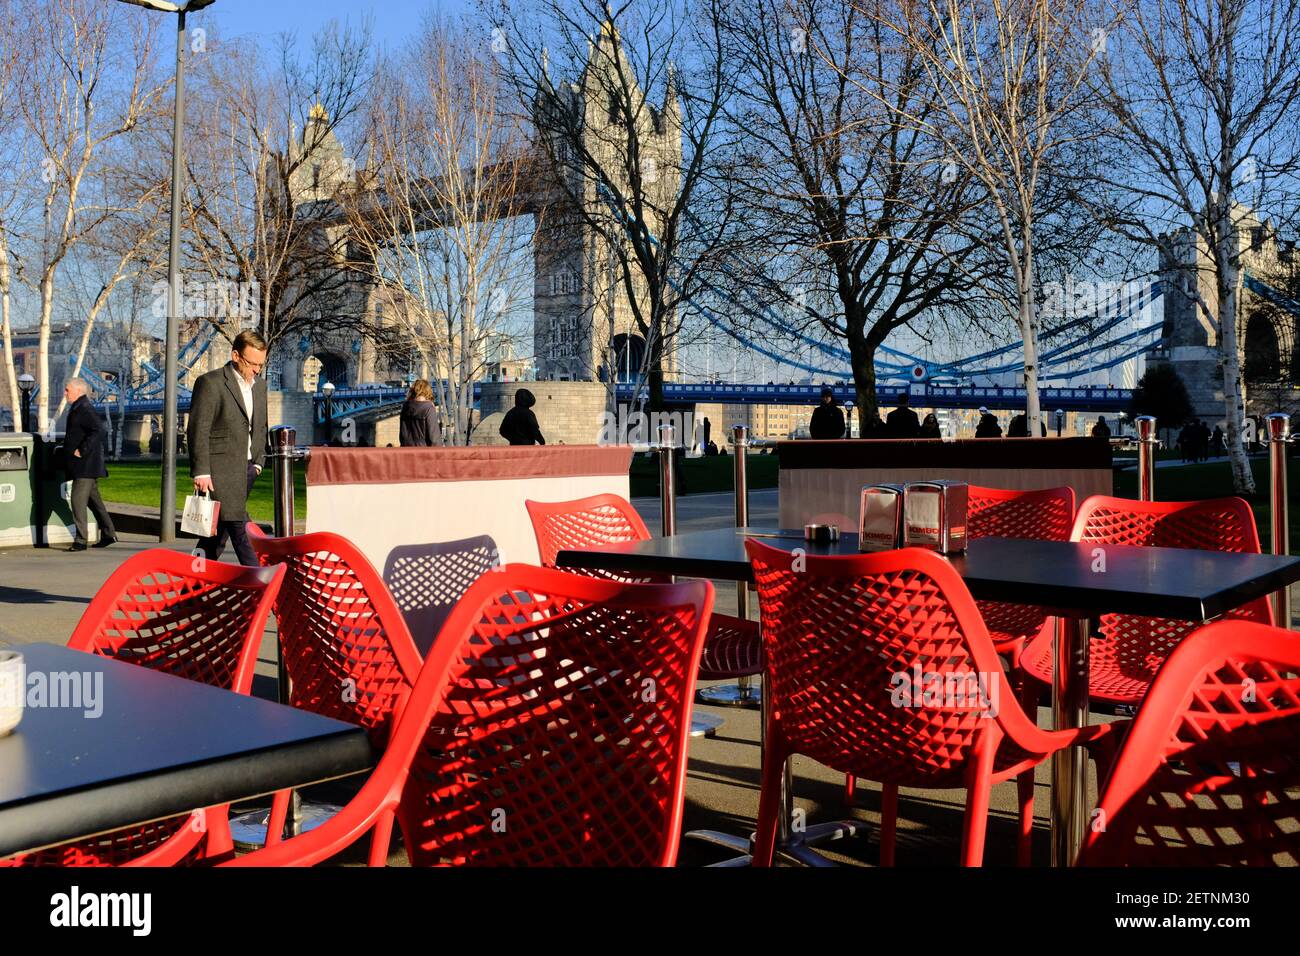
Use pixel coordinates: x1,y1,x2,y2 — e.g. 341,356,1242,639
556,528,1300,622
0,643,374,858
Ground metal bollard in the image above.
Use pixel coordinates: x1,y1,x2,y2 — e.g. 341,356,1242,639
269,425,298,539
695,425,760,709
1135,415,1157,502
657,422,676,537
1268,413,1291,629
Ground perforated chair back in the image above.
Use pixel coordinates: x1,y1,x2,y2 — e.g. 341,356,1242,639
1081,621,1300,866
6,550,285,867
222,565,714,867
69,548,284,692
967,484,1075,541
745,539,1043,788
1069,495,1272,702
526,494,651,565
967,485,1075,647
248,530,422,740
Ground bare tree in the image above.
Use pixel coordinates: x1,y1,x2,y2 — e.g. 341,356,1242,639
871,0,1108,433
344,20,536,445
1088,0,1300,493
0,18,23,431
13,0,169,432
725,0,1000,421
181,21,376,363
490,0,740,412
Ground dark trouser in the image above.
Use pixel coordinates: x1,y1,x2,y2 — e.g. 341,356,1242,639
71,478,117,545
197,462,258,567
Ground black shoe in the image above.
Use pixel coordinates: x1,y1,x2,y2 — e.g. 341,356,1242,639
66,542,88,552
93,535,117,548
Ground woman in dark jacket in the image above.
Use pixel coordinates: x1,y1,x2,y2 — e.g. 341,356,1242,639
399,379,442,447
919,413,942,439
499,388,546,446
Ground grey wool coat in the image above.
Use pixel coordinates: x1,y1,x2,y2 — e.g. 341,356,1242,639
187,363,268,523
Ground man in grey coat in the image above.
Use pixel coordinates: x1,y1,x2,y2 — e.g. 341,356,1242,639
187,329,269,566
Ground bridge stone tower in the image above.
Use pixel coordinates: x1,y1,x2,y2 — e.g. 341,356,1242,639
1153,203,1299,423
531,20,682,384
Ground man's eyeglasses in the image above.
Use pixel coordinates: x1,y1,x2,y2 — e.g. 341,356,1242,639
236,352,266,373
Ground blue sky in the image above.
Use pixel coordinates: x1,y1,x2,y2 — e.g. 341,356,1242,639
200,0,477,54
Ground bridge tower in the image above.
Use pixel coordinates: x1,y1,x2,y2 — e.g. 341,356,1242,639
532,19,682,384
1153,203,1299,422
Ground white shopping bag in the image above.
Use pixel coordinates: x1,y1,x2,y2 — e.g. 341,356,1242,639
181,492,221,538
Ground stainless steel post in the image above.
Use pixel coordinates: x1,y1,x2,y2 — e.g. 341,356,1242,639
1268,413,1291,629
1051,616,1090,866
270,425,297,539
696,425,760,709
158,9,187,544
1136,415,1157,502
657,422,676,537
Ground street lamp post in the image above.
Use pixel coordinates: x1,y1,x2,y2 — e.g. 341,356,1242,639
17,374,35,433
115,0,216,542
1055,408,1064,437
321,381,335,445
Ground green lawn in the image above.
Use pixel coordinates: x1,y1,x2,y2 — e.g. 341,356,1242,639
628,452,779,498
100,459,307,524
100,452,772,522
1113,452,1295,553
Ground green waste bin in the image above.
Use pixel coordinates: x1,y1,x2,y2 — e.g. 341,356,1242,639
0,435,35,547
31,433,95,547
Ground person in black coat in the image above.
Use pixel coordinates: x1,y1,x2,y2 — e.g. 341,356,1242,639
1092,416,1112,440
399,379,442,447
974,408,1002,438
919,413,942,438
885,393,920,438
499,388,546,445
62,378,117,551
809,387,846,439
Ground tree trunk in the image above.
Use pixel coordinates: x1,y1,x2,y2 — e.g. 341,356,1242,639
647,318,666,414
0,229,17,432
1019,264,1042,437
37,275,54,434
849,339,878,428
1219,241,1256,493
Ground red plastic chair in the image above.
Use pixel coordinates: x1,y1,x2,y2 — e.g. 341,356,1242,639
1080,620,1300,866
1019,496,1273,706
2,549,284,866
222,565,714,866
845,484,1075,825
246,527,424,845
745,539,1112,866
525,494,762,683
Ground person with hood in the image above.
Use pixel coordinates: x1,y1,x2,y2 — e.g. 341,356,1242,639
919,412,942,439
809,386,846,439
399,379,442,447
974,407,1002,438
500,387,546,445
1092,416,1112,440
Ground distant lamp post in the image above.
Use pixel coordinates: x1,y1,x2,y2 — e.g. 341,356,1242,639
321,381,335,445
1055,408,1065,437
844,401,855,439
17,374,35,433
115,0,217,542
